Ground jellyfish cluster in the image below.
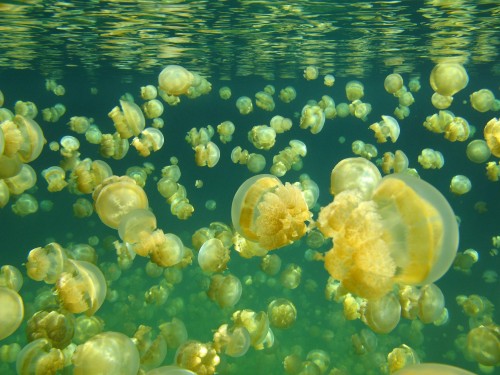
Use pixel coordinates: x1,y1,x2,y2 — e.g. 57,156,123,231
0,59,499,375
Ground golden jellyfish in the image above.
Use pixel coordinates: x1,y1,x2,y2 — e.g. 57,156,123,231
140,84,158,100
93,175,149,229
68,116,91,134
255,91,275,112
417,284,445,324
11,115,45,162
361,293,401,334
260,253,282,276
349,99,372,121
231,174,311,250
324,74,335,87
444,116,470,142
470,89,495,112
336,102,350,118
431,92,453,110
11,193,38,216
26,310,75,349
198,238,230,273
483,117,500,157
207,273,242,308
246,153,266,173
384,73,404,95
328,157,381,199
158,65,194,96
320,159,459,300
70,158,113,196
16,338,65,375
279,86,296,103
72,331,141,375
42,166,67,192
398,90,415,107
213,324,250,358
280,263,302,289
0,265,23,291
299,104,325,134
117,208,156,244
345,80,364,101
4,163,37,194
132,127,165,157
216,120,235,143
248,125,276,150
159,318,188,349
145,231,184,267
133,325,168,371
219,86,231,100
268,298,297,329
85,124,103,144
418,148,444,169
387,344,419,373
142,99,164,119
466,325,500,367
304,66,319,80
26,242,68,284
450,175,471,195
231,309,270,348
108,100,146,139
175,341,220,375
194,141,220,167
392,363,476,375
0,286,24,340
55,259,106,315
235,96,253,115
14,100,38,118
369,115,400,143
429,62,469,97
466,140,491,163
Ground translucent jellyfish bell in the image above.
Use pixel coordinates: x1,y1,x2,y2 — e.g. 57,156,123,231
392,363,477,375
361,293,401,334
93,176,149,229
198,238,230,273
56,259,106,315
329,157,382,198
369,115,400,143
430,62,469,97
0,286,24,340
158,65,194,96
72,331,141,375
118,208,157,244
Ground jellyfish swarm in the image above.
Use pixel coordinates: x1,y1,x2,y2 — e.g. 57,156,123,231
318,158,459,300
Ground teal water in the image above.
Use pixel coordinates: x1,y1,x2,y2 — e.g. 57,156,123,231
0,1,499,374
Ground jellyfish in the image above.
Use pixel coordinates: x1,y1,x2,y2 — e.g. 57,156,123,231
231,174,311,250
384,73,404,95
319,158,459,300
267,298,297,329
108,100,146,139
369,115,400,143
470,89,495,112
93,175,149,229
483,117,500,157
0,286,24,340
429,62,469,97
158,65,194,96
72,331,141,375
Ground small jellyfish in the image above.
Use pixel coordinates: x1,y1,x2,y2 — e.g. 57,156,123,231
267,298,297,329
198,238,230,273
466,139,490,163
158,65,194,96
430,62,469,97
369,115,400,143
0,286,24,340
450,175,471,195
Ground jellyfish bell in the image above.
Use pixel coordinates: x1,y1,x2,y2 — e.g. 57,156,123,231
329,157,382,198
372,173,459,286
93,175,149,229
429,62,469,97
72,331,141,375
384,73,404,94
118,208,157,244
198,238,230,273
0,286,24,340
392,363,477,375
158,65,194,96
147,366,197,375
